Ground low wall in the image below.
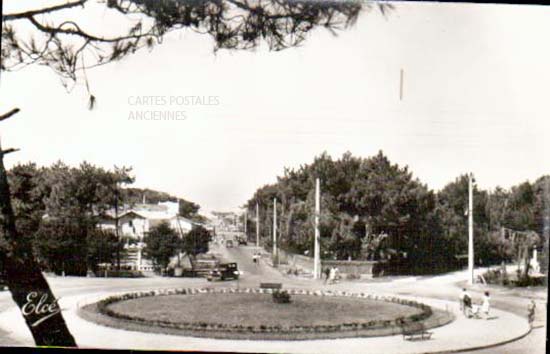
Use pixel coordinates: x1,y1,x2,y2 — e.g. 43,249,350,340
322,260,378,276
279,250,381,277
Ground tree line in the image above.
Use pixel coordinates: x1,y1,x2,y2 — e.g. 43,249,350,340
245,151,548,274
143,222,211,273
6,161,201,275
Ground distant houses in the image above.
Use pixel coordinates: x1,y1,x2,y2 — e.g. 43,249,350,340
99,201,199,271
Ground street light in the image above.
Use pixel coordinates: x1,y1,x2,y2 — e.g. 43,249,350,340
468,173,476,285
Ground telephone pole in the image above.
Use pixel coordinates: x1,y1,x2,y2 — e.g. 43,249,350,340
256,202,260,248
273,198,278,267
314,178,321,279
468,173,475,285
115,182,121,270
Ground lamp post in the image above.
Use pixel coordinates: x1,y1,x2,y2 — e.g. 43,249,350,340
244,210,247,240
115,181,121,271
273,198,277,267
256,202,260,248
468,173,475,285
314,178,321,280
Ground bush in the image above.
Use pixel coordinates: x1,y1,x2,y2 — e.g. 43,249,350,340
102,269,143,278
272,290,291,304
514,275,544,287
482,269,509,285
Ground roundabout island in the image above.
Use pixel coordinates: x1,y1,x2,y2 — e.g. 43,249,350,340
79,287,453,340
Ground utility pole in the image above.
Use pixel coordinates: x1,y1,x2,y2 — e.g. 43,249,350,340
273,198,278,267
244,210,247,238
543,178,550,285
115,182,121,271
468,173,475,285
314,178,321,279
256,202,260,248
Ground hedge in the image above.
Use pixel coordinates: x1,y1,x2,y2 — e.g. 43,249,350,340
95,287,433,334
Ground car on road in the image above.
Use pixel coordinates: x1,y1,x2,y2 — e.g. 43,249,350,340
207,262,239,281
225,239,234,248
237,238,247,246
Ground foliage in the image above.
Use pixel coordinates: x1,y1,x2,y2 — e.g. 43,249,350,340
123,187,178,204
7,161,203,274
247,151,449,272
143,221,181,271
178,199,201,219
1,0,390,94
272,290,291,304
32,219,123,275
34,220,88,275
8,162,133,272
246,151,548,274
87,229,123,273
182,225,211,259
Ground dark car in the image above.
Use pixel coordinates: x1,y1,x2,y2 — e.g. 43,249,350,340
207,262,239,281
238,238,247,246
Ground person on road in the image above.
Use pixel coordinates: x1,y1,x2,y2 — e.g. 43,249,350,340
459,288,467,313
481,291,491,319
324,267,330,284
463,291,473,317
328,267,336,284
528,300,536,326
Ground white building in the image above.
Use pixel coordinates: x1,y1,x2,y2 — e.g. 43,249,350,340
99,201,195,271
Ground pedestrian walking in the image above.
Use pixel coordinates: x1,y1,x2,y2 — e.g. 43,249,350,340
463,292,473,318
329,267,336,284
334,267,340,282
459,288,467,313
527,300,536,326
324,267,330,284
481,291,491,319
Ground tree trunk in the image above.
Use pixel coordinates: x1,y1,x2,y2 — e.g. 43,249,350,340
0,137,77,346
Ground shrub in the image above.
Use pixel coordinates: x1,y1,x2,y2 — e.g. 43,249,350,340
272,290,291,304
514,275,544,287
103,269,144,278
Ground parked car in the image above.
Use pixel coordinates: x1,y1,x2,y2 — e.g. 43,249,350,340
207,262,239,281
238,238,247,246
225,239,234,248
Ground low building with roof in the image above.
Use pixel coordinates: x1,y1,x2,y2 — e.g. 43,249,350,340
98,201,197,271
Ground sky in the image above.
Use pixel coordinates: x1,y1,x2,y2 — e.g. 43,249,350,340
1,1,549,212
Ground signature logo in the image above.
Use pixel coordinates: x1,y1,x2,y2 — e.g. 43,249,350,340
21,292,62,327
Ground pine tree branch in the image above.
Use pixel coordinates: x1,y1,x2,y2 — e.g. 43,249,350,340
4,0,88,21
0,148,20,156
0,108,20,122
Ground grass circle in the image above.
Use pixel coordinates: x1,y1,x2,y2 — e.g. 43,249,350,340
79,288,454,340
